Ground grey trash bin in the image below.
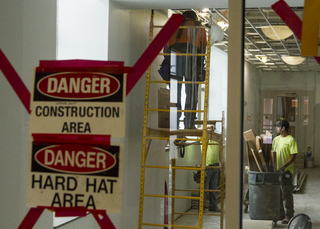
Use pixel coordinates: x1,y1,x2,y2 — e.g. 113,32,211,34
248,171,282,221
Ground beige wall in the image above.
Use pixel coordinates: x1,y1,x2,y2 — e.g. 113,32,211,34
260,71,319,166
0,1,56,228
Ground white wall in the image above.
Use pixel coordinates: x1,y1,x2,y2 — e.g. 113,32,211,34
209,46,228,133
57,0,109,60
0,1,56,228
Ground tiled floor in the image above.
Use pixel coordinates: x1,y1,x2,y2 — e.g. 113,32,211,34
174,166,320,228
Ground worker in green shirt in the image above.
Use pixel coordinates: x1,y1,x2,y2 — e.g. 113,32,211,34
202,125,220,212
272,120,298,224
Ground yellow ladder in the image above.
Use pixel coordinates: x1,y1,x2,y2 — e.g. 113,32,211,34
138,10,225,229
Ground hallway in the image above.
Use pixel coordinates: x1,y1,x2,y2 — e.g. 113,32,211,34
174,166,320,228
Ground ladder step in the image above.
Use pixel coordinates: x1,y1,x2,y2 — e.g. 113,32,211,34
145,165,201,170
150,80,206,84
174,211,221,216
148,108,204,113
144,194,200,200
175,188,221,193
159,52,209,56
142,222,198,228
145,165,221,170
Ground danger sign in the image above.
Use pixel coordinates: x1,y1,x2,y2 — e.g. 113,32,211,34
26,61,126,213
29,69,126,137
27,136,123,212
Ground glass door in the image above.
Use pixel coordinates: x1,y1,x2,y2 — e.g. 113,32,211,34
274,92,299,140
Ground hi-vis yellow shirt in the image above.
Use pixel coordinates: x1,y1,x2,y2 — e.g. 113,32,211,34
203,140,220,166
272,135,298,174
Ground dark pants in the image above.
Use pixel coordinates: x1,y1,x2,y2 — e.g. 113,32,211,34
204,164,220,209
171,54,204,129
280,171,294,218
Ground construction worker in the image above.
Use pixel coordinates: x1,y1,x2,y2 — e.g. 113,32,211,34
272,120,297,224
202,125,220,212
162,10,207,129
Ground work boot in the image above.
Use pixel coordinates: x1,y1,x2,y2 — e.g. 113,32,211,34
281,216,291,224
209,206,220,212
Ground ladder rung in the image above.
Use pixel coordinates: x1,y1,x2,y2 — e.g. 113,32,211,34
144,165,221,170
174,211,221,216
145,165,202,170
153,25,207,29
144,194,200,200
175,188,222,193
159,53,209,56
142,222,198,228
148,108,204,113
150,80,206,84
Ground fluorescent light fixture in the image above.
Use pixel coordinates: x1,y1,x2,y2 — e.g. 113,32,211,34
281,55,306,65
217,21,229,31
261,26,293,40
256,55,268,63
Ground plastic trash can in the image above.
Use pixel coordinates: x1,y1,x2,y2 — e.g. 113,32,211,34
248,171,282,221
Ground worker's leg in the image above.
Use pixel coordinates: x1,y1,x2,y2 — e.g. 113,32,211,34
171,54,184,129
208,168,219,209
279,189,285,220
184,82,198,129
281,172,294,218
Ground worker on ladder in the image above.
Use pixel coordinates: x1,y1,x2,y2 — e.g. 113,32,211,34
162,10,207,129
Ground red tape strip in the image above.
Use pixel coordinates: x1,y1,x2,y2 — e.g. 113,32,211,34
18,207,44,229
271,0,302,40
0,49,31,113
126,14,184,95
32,133,111,146
93,212,116,229
272,0,320,64
18,207,115,229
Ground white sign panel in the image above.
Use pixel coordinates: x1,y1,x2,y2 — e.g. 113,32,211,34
27,139,123,213
29,71,126,137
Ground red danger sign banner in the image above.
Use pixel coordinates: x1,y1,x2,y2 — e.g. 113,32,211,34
27,137,123,212
34,144,116,174
30,68,126,137
37,72,120,100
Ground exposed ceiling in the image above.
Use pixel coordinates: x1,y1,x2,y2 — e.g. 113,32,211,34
112,0,305,10
176,8,320,72
112,0,317,72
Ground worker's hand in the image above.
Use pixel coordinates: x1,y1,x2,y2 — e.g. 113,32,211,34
207,125,216,131
279,166,285,173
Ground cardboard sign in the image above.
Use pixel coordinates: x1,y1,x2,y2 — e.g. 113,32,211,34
26,134,123,213
29,68,126,138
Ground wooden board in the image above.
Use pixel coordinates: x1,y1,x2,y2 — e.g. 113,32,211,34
251,148,262,172
270,150,277,172
257,149,268,172
243,129,255,142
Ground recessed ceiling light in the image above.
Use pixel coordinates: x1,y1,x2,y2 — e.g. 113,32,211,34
281,56,306,65
261,26,293,40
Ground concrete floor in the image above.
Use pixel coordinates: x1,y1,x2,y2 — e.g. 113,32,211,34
174,166,320,228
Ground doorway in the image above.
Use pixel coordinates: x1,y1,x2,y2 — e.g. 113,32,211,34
262,90,314,153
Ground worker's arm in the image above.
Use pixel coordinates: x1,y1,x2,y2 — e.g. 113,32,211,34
280,154,297,173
